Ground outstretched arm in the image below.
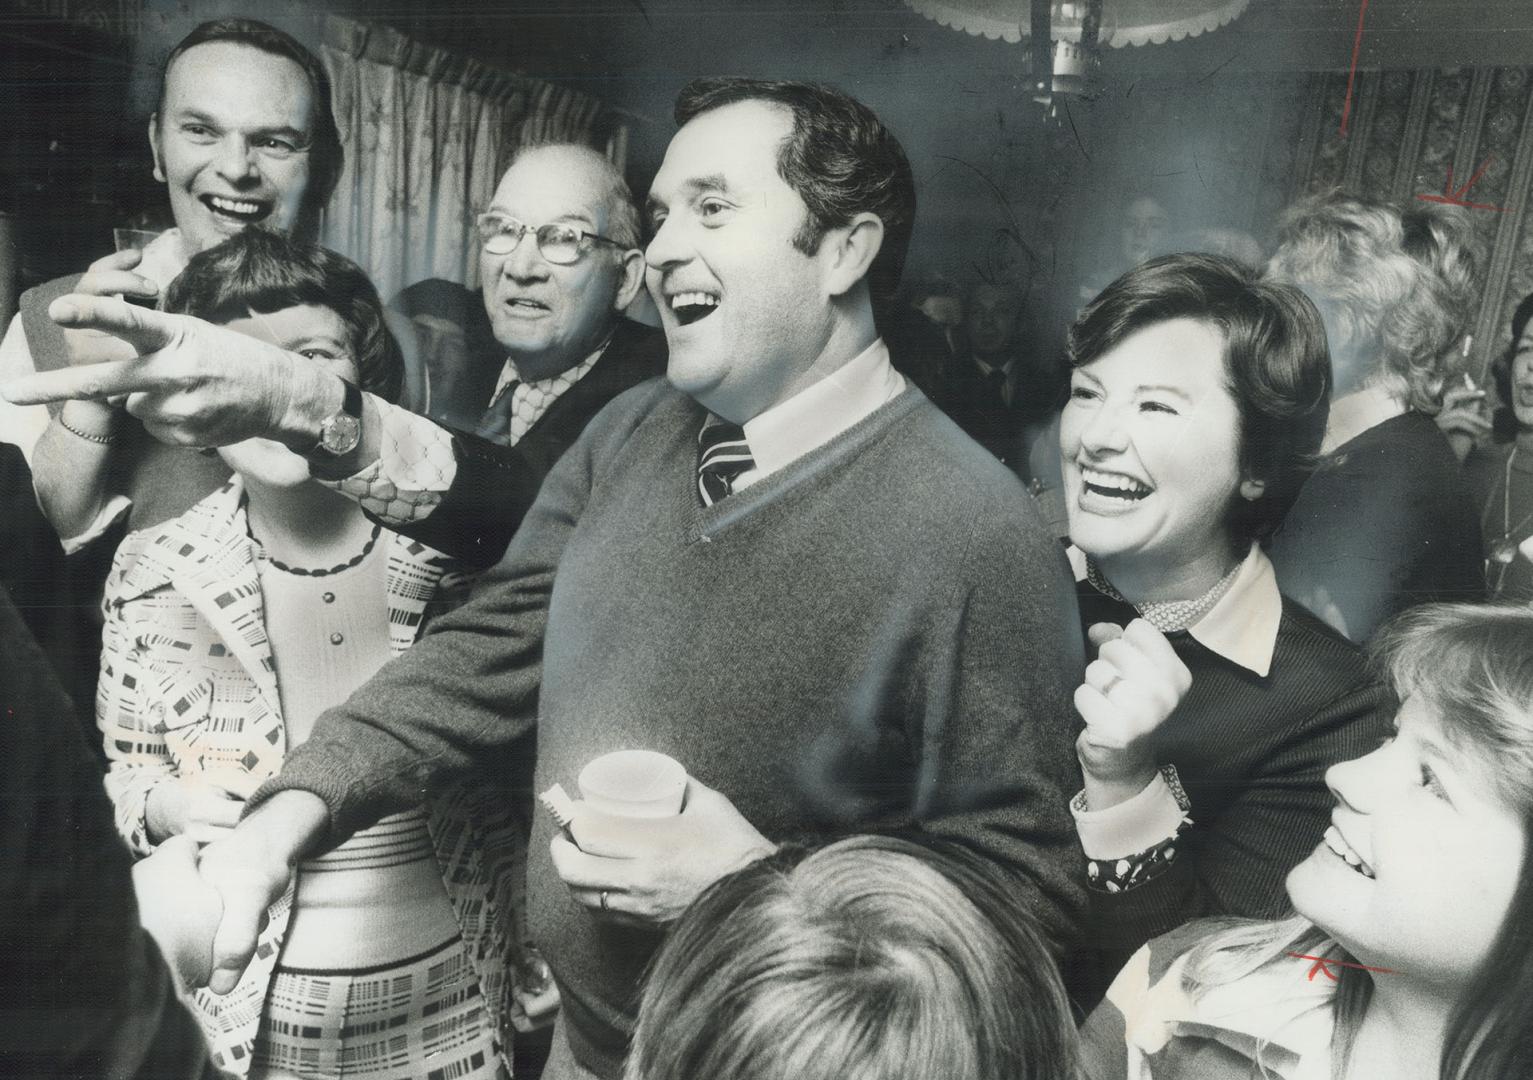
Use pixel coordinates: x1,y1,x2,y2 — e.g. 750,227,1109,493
3,294,355,456
5,295,537,563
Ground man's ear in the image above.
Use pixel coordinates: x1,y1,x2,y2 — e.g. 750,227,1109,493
821,212,884,299
148,115,166,183
611,248,646,312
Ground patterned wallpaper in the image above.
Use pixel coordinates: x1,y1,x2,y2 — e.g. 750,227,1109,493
1292,65,1533,381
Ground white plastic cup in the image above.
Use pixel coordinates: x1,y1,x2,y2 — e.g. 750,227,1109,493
578,750,688,819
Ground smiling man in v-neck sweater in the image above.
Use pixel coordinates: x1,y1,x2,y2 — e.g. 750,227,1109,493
14,78,1087,1080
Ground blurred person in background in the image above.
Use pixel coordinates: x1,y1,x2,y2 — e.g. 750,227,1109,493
1405,201,1489,464
1263,191,1482,644
933,277,1066,481
1059,253,1385,1005
1461,291,1533,602
625,835,1078,1080
1078,193,1173,308
879,274,961,399
1181,225,1264,268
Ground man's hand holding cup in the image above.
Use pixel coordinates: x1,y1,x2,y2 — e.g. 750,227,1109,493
544,750,776,927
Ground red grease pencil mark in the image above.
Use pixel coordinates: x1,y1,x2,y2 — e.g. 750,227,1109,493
1288,952,1400,981
1339,0,1370,137
1416,155,1509,212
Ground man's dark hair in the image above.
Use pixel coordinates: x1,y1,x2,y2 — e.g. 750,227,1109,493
674,78,915,311
163,228,404,403
1069,252,1332,544
157,19,343,224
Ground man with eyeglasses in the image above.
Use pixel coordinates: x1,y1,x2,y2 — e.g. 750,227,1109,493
396,143,663,462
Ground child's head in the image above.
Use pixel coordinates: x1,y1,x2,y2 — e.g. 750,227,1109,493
163,227,403,403
625,834,1077,1080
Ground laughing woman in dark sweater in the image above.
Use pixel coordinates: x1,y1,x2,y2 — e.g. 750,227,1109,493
1059,254,1389,1000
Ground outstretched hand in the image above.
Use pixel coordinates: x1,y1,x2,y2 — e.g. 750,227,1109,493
193,829,294,995
2,294,340,452
176,790,328,995
132,835,224,992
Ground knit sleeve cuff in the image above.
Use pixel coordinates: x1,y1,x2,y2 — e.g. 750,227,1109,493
1071,765,1189,859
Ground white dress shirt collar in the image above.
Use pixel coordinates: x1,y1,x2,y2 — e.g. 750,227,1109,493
1069,543,1283,676
736,338,906,485
1190,544,1283,677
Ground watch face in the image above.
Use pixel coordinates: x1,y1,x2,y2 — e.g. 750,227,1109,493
320,412,362,455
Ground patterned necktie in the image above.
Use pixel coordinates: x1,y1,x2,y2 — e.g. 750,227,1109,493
476,381,521,445
697,420,755,506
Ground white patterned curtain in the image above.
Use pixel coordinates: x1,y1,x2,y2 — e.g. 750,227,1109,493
318,15,623,303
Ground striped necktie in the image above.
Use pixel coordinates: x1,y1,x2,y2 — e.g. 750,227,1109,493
697,420,754,506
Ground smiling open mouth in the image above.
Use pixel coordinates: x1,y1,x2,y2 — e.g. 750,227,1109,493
1081,466,1152,502
201,194,271,224
1323,824,1375,878
670,291,719,326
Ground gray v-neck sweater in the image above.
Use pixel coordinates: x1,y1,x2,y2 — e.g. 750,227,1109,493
261,378,1086,1077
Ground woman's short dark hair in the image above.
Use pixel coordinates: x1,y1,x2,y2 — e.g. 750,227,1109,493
157,19,343,227
163,229,403,403
674,77,915,312
625,834,1077,1080
1068,252,1332,544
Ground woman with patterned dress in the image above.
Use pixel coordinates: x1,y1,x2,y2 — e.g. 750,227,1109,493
1059,254,1387,1003
98,231,523,1079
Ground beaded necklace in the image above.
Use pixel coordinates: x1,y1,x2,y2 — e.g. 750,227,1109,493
1085,555,1244,633
244,509,383,578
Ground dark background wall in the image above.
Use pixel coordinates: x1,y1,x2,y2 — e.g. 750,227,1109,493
6,0,1531,347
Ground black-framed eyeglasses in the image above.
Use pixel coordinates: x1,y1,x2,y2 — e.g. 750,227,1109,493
474,212,626,264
